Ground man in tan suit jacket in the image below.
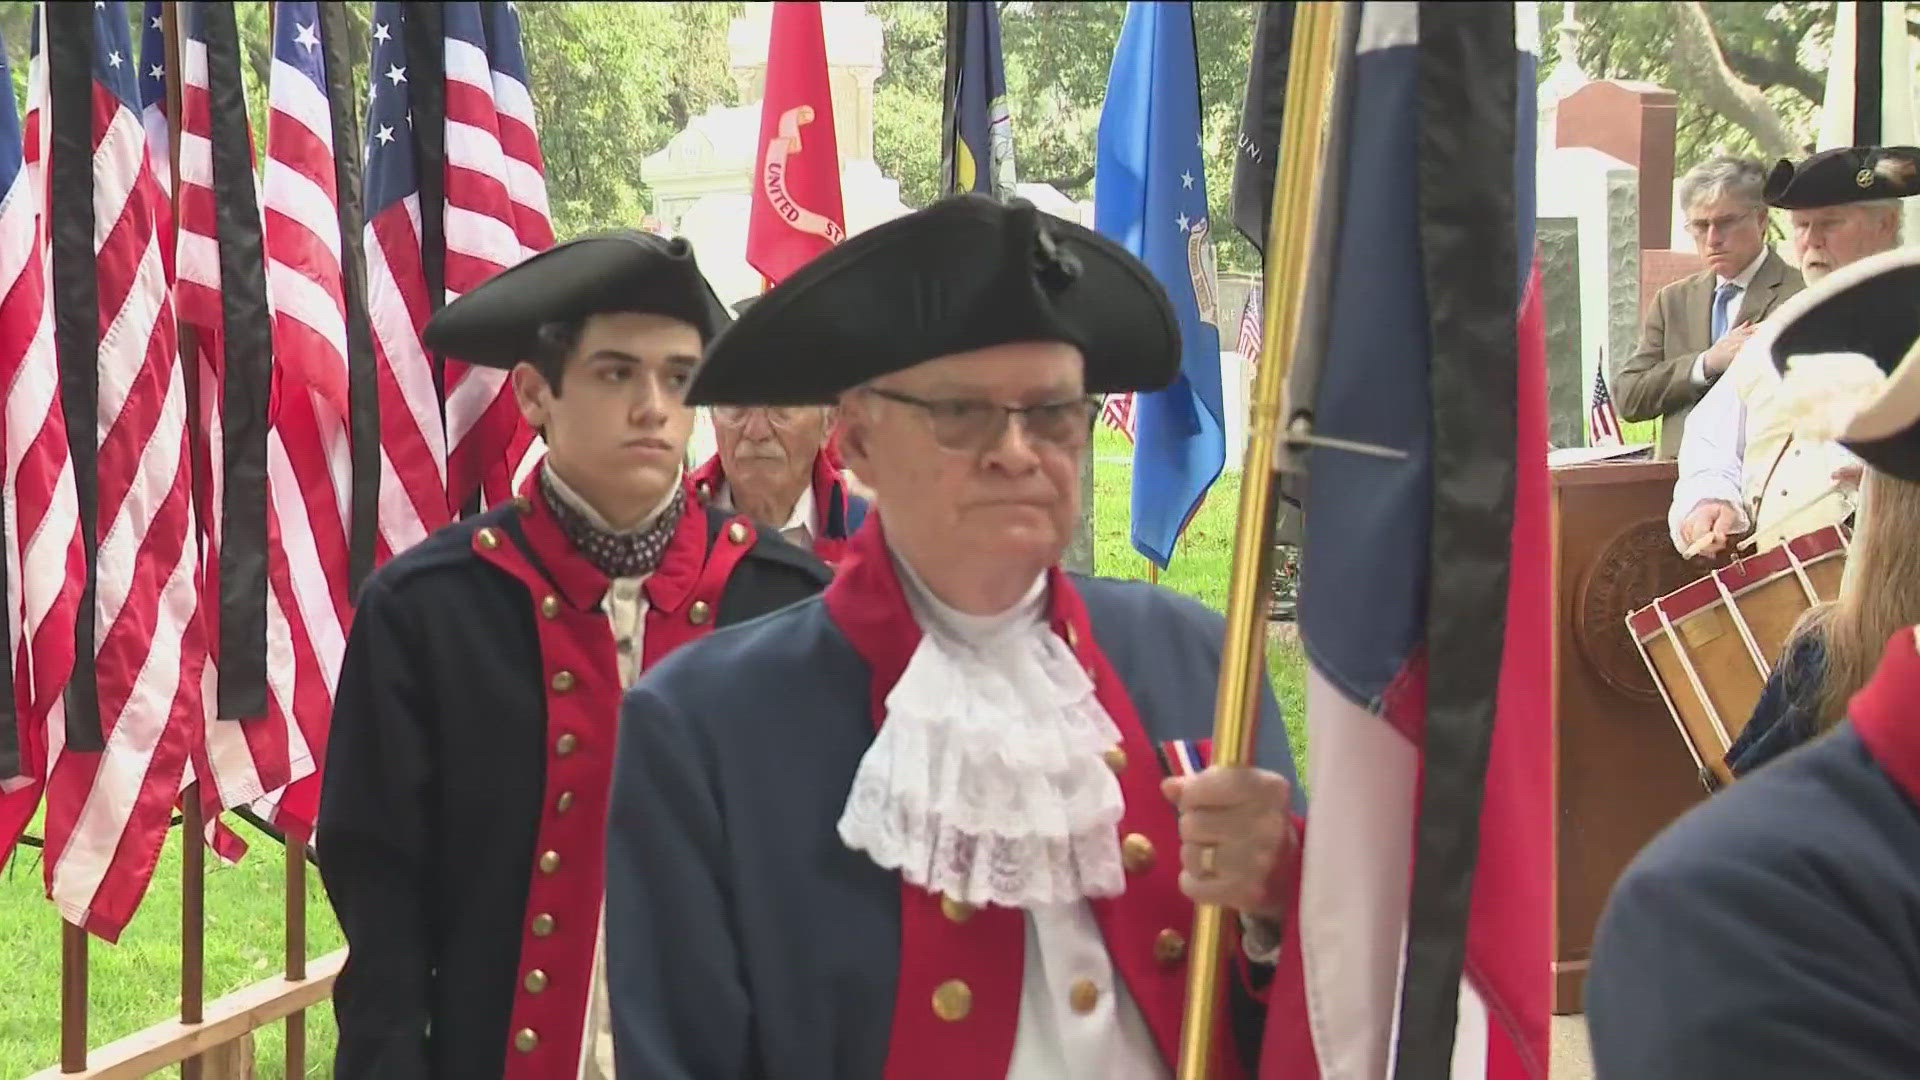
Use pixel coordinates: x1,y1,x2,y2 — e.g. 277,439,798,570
1614,156,1806,457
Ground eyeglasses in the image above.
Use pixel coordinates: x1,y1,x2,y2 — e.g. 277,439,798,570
863,387,1099,453
1684,213,1760,238
710,405,817,430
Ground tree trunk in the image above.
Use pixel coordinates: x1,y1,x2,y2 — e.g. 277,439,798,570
1667,1,1799,158
1064,448,1095,575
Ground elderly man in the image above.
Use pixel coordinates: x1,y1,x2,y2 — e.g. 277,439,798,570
604,195,1302,1078
1588,246,1920,1078
318,232,830,1079
1669,145,1920,558
1615,155,1805,458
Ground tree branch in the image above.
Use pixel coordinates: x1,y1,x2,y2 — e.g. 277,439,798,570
1667,1,1799,158
1031,164,1095,194
1721,44,1823,106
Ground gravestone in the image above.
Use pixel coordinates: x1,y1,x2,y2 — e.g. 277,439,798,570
1539,216,1585,447
1606,170,1643,396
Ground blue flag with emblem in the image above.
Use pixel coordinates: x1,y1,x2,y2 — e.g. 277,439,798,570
942,0,1016,200
1094,0,1225,569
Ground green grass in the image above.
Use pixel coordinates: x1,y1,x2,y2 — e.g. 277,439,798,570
0,429,1308,1077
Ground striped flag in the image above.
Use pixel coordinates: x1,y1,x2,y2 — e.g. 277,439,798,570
1261,5,1550,1077
246,0,362,840
174,0,307,846
474,0,554,504
135,0,172,280
364,1,452,556
1100,392,1136,441
0,18,86,860
1589,364,1622,446
32,0,211,941
439,0,536,516
1237,285,1263,372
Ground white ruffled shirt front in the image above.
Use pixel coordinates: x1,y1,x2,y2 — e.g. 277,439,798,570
837,553,1167,1079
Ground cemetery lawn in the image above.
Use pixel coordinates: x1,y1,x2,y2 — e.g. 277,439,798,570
0,428,1309,1078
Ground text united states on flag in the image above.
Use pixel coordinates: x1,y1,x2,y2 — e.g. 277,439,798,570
175,0,308,846
0,19,85,861
1260,4,1550,1077
248,0,360,840
30,0,210,940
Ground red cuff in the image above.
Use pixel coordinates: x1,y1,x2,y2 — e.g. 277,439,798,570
1235,812,1306,1003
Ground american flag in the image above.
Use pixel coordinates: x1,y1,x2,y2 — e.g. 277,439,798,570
1237,284,1263,371
0,18,85,860
1261,5,1549,1076
135,0,172,280
1100,392,1135,441
174,1,307,851
28,0,211,941
1589,362,1622,446
246,0,361,841
364,1,452,556
439,1,539,515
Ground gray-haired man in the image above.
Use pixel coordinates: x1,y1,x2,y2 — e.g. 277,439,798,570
1614,155,1806,457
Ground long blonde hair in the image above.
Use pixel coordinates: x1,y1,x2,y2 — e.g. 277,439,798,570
1793,468,1920,730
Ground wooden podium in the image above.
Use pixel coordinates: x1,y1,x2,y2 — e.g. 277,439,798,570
1550,459,1707,1013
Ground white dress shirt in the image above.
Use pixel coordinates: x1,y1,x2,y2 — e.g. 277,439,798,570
713,479,818,549
1686,248,1770,387
1669,370,1749,549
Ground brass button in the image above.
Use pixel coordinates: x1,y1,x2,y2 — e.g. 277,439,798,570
1122,833,1155,873
523,969,548,993
940,895,975,923
1069,977,1099,1014
1154,928,1187,965
514,1028,538,1053
931,979,972,1021
530,913,555,937
1103,746,1127,774
550,670,576,693
477,527,500,550
539,595,560,619
727,521,749,544
555,791,574,813
538,850,561,874
688,600,711,626
554,733,577,756
513,495,532,514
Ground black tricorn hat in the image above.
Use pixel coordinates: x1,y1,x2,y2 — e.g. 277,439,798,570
730,294,760,318
422,230,731,369
1763,145,1920,210
1767,245,1920,483
685,194,1180,406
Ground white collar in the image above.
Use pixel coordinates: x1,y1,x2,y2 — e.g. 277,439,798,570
542,463,682,535
1719,248,1770,291
713,479,818,541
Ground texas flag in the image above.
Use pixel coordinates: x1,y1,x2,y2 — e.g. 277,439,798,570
746,1,845,286
1259,4,1550,1078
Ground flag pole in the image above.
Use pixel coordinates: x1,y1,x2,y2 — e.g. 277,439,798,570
1175,4,1340,1077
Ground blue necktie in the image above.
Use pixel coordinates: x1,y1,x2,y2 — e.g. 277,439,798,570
1711,281,1739,342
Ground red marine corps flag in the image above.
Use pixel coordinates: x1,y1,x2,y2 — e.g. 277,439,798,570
746,1,845,286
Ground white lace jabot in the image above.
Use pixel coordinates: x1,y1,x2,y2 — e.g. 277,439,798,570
835,552,1128,908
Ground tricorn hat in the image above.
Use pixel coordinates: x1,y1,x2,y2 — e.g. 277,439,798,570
422,230,731,369
1767,245,1920,483
685,194,1180,405
1763,145,1920,210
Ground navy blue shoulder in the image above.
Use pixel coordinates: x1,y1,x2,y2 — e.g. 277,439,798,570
355,506,519,600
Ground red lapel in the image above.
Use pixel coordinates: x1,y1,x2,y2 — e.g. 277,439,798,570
822,519,1245,1080
1852,625,1920,806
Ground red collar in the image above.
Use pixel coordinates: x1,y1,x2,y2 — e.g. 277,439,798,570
1852,626,1920,806
822,513,1089,708
512,473,710,617
689,451,848,535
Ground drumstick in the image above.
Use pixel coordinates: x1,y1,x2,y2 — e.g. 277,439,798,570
1736,481,1849,551
1681,532,1721,560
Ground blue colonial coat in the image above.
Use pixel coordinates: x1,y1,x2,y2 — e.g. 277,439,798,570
604,520,1303,1079
1587,624,1920,1078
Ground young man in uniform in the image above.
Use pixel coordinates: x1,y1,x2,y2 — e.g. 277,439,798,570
1587,246,1920,1078
317,232,830,1078
603,196,1303,1078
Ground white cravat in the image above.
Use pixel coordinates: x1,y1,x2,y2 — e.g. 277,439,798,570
838,551,1165,1079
